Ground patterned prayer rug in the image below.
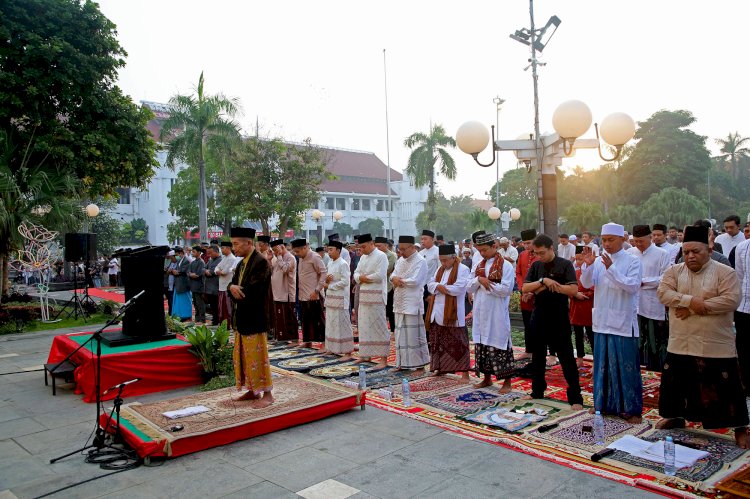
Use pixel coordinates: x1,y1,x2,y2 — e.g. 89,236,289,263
390,375,470,400
528,411,652,454
307,361,387,379
462,401,561,432
273,355,350,372
267,348,318,360
342,367,432,390
418,386,525,416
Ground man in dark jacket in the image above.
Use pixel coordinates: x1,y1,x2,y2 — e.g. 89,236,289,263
228,227,273,407
188,246,206,324
203,245,222,324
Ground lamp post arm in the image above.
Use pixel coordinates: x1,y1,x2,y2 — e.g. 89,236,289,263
594,123,623,162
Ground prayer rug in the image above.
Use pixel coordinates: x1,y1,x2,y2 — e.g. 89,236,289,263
462,401,561,432
273,355,349,372
342,367,431,390
418,387,524,416
528,411,652,454
307,361,387,379
267,348,318,360
390,375,470,400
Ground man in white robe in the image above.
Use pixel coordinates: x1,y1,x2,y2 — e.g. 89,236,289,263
391,236,430,370
323,241,353,359
353,234,390,368
469,233,516,393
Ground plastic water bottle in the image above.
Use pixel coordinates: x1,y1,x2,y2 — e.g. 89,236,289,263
593,411,605,446
664,436,676,476
358,365,366,390
402,378,411,407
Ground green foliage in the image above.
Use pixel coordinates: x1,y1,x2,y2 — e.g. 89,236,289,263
184,320,231,374
641,187,707,228
358,218,385,236
715,132,750,181
120,217,149,244
332,221,354,239
89,201,122,255
415,194,485,240
563,202,605,234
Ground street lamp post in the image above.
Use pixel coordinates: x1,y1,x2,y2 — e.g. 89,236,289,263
83,203,99,233
311,209,323,247
492,95,504,211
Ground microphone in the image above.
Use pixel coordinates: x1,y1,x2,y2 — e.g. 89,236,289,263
122,289,146,308
103,377,141,395
590,447,616,462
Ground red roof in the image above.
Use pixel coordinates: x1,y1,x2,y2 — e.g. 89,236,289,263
322,180,395,195
322,148,403,182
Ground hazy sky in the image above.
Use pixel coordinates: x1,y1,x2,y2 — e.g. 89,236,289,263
98,0,750,201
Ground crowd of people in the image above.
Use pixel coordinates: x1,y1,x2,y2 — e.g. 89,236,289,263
164,217,750,448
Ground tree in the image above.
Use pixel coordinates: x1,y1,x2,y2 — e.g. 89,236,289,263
331,221,354,239
358,218,385,236
715,132,750,181
641,187,707,228
606,204,641,234
563,202,605,234
404,124,456,227
120,218,150,244
89,201,122,255
160,72,241,242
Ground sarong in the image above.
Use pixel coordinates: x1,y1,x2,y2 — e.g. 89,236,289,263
216,291,232,328
299,299,325,343
475,343,515,379
233,331,273,395
273,301,299,341
357,303,390,358
659,352,749,429
325,307,354,354
428,322,470,373
638,315,668,372
172,290,192,321
394,313,430,368
593,332,643,417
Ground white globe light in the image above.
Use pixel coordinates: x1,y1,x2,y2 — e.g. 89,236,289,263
311,209,321,219
318,211,326,219
333,211,343,221
599,112,636,146
456,121,490,155
487,207,502,220
85,203,100,217
513,132,534,159
509,208,521,221
552,100,592,139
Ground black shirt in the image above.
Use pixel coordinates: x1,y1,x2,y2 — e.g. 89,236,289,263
525,256,577,316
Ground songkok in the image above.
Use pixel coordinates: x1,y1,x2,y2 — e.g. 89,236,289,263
632,225,651,238
601,222,625,237
291,238,307,248
315,247,324,252
192,245,201,251
471,231,485,243
436,234,444,241
575,245,584,254
328,233,340,242
167,250,175,256
358,233,373,243
569,235,578,241
439,245,456,255
387,239,394,245
220,241,232,247
230,227,255,238
422,229,435,238
476,233,496,246
210,239,219,245
270,239,284,247
353,234,359,242
520,229,537,241
257,235,271,243
498,237,509,244
399,235,415,244
374,236,388,244
683,225,709,244
652,223,668,233
328,240,343,250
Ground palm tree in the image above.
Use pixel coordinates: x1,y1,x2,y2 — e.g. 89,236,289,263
161,72,241,241
404,124,456,227
715,132,750,181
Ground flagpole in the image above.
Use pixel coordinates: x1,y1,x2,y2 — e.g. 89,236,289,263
383,48,393,239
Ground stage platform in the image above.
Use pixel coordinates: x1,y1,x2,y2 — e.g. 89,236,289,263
47,331,203,402
100,371,364,458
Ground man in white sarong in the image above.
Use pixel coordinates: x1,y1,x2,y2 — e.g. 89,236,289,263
470,233,516,393
353,233,390,368
323,240,354,359
391,235,430,371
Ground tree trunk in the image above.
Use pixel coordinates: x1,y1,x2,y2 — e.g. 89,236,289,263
198,153,208,242
428,164,436,228
0,253,5,303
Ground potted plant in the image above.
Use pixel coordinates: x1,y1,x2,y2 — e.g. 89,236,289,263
184,320,230,381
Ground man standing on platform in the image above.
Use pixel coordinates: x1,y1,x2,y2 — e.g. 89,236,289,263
188,246,206,325
354,234,389,368
426,244,471,379
581,222,643,423
270,239,298,343
628,225,671,371
419,230,440,317
376,236,397,333
257,235,275,338
323,240,354,359
203,245,222,325
163,250,177,317
292,239,326,347
390,236,430,371
515,229,538,361
656,225,748,447
214,241,238,326
171,247,193,322
228,227,273,406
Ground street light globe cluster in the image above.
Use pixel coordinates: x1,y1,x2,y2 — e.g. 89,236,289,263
456,121,490,156
509,208,521,221
311,209,323,221
487,206,502,220
85,203,100,217
333,211,343,221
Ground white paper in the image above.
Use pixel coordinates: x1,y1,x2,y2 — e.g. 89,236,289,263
162,405,210,419
608,435,709,469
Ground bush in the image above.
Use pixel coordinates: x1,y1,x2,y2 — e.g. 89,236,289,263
98,299,120,318
184,320,230,375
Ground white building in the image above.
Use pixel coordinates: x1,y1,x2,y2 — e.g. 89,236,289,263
111,102,427,246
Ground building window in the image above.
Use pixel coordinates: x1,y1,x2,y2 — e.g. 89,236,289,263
325,198,335,210
352,198,361,211
336,198,345,210
116,187,131,205
376,199,392,211
361,199,370,211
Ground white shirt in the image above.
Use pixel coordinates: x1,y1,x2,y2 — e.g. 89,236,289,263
215,253,239,291
108,258,119,275
498,245,519,270
354,248,388,305
468,257,515,349
419,245,440,281
716,231,745,257
427,261,470,327
657,241,679,263
581,249,642,337
736,238,750,314
627,244,671,320
325,257,350,310
341,246,351,265
391,252,428,315
585,242,600,256
471,249,483,269
557,242,575,261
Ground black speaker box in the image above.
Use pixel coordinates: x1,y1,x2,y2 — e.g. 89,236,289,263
64,233,97,262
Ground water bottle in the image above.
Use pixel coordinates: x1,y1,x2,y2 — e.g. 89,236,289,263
664,436,676,476
593,411,605,446
402,378,411,407
358,365,366,390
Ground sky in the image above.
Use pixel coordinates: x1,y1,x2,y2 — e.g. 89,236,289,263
97,0,750,201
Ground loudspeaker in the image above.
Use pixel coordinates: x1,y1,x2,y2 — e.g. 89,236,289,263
120,245,170,339
64,233,97,262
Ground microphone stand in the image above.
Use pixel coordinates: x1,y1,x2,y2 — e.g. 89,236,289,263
49,292,143,463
